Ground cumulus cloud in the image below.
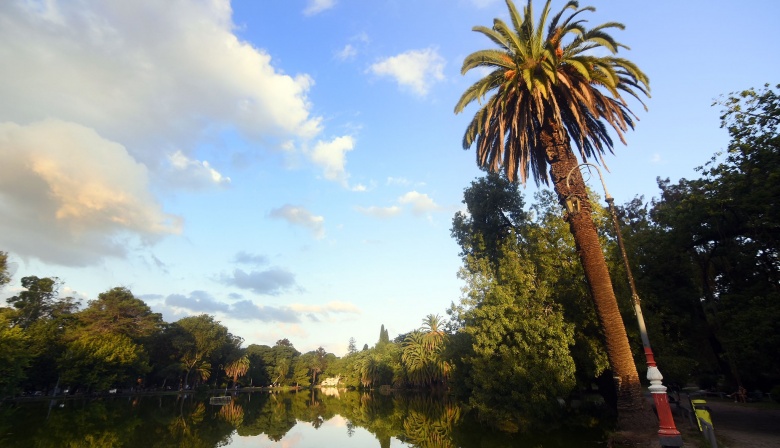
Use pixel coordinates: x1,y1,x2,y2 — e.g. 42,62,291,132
303,0,336,16
357,191,442,220
0,0,322,165
0,0,336,266
309,135,355,186
368,48,446,96
0,120,181,266
220,268,299,295
269,205,325,239
398,191,441,216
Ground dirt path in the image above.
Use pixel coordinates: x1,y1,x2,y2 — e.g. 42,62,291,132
672,396,780,448
612,396,780,448
700,399,780,448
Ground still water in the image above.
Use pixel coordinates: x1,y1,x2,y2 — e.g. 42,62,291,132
1,389,608,447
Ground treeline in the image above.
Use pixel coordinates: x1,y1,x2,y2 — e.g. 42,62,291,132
1,85,778,431
0,280,261,396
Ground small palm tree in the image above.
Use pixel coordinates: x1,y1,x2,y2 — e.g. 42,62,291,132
421,314,446,352
455,0,650,426
224,355,250,390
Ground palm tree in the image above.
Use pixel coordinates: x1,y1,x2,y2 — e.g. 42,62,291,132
224,355,250,390
421,314,446,351
454,0,650,426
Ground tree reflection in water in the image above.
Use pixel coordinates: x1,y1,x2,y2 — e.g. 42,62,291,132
1,390,607,447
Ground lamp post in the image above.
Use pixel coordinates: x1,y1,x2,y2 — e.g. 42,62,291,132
566,163,683,447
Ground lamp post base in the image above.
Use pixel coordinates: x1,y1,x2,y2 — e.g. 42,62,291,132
647,358,683,447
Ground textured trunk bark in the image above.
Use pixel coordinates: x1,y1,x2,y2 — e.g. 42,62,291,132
540,120,650,430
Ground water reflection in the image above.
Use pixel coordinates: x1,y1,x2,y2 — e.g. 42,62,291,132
0,390,607,447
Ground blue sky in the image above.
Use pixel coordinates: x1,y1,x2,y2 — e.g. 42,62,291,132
1,0,778,356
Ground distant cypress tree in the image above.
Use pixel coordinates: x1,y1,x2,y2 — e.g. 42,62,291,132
378,324,390,345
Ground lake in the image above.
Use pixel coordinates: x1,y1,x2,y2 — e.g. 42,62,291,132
0,389,609,447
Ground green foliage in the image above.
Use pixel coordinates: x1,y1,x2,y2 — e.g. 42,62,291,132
78,287,163,341
450,176,610,393
348,336,357,355
645,84,780,390
171,314,230,388
378,324,390,346
451,239,576,429
454,0,649,185
451,172,526,267
0,312,32,396
6,276,60,328
60,332,149,391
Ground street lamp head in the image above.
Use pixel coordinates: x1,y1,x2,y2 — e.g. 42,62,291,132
565,195,581,215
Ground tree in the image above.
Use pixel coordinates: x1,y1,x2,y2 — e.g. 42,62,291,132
224,355,250,389
454,0,651,425
59,332,149,391
451,238,576,430
310,347,328,385
348,337,358,355
451,173,526,267
377,324,390,346
0,312,32,397
78,287,163,342
646,84,780,390
273,358,290,386
6,276,59,328
171,315,229,388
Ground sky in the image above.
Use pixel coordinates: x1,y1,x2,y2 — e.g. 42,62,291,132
1,0,778,357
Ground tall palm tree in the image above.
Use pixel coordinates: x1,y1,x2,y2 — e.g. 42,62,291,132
454,0,650,427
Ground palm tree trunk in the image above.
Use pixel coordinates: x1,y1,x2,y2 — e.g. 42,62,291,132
541,121,650,430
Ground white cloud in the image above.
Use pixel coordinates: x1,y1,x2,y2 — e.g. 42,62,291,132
269,205,326,239
368,48,446,96
309,135,355,186
398,191,442,216
0,0,322,167
166,150,231,189
355,205,402,219
351,183,368,192
304,0,336,16
356,191,442,220
0,120,181,266
335,44,357,61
